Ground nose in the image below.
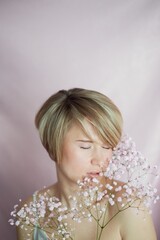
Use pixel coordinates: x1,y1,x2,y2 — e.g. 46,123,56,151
90,149,109,169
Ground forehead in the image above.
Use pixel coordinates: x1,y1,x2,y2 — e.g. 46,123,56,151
64,119,103,143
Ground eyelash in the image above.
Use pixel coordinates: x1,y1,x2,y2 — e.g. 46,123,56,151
80,146,91,149
80,146,111,150
102,147,111,150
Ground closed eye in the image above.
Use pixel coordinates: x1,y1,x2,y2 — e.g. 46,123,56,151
102,146,111,150
80,146,91,149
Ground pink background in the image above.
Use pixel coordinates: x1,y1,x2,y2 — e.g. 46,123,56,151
0,1,160,239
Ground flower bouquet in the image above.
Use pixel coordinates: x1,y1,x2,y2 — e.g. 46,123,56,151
9,135,159,240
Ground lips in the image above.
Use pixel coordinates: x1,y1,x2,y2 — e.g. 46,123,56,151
87,171,101,178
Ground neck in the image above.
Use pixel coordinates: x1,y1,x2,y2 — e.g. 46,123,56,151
55,172,79,209
55,166,110,209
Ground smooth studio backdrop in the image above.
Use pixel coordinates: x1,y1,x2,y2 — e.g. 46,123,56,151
0,1,160,239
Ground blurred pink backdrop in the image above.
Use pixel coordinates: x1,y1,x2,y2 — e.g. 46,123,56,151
0,1,160,239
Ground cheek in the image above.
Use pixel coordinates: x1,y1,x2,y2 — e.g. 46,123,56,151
62,146,82,166
107,150,113,160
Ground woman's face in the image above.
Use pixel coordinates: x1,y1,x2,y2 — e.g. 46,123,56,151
56,120,113,186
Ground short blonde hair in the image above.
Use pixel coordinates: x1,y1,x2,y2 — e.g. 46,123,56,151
35,88,123,162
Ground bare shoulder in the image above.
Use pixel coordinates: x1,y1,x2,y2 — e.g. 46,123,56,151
17,184,56,210
16,183,57,240
118,204,157,240
105,179,157,240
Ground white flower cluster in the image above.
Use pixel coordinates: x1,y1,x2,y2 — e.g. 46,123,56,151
104,134,159,208
9,134,159,240
9,193,72,240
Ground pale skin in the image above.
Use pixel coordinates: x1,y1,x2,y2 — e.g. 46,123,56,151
17,120,157,240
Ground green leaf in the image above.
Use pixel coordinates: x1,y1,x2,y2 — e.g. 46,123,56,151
33,226,48,240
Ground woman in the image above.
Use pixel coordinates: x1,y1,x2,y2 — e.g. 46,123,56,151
16,88,157,240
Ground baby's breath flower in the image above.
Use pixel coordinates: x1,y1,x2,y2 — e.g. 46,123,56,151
108,198,115,206
9,134,159,240
117,197,122,202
